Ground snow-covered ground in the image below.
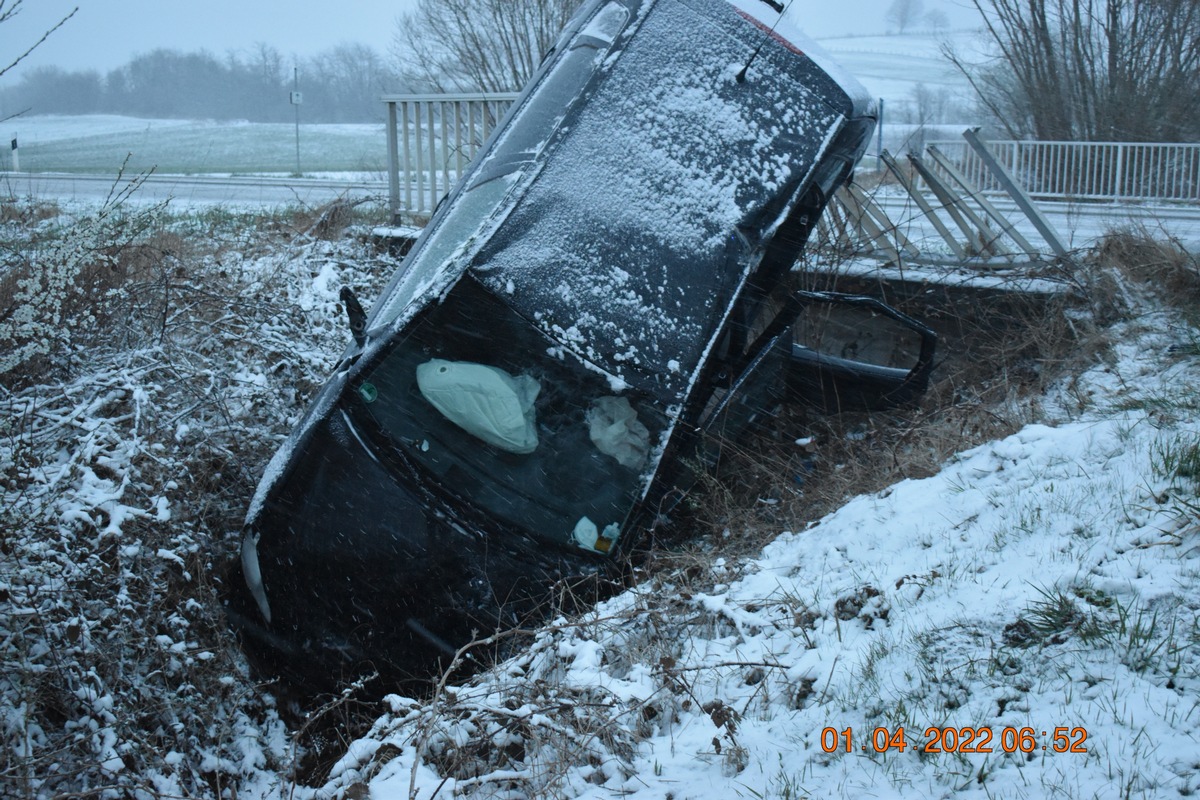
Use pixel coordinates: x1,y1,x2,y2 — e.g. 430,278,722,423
4,11,1200,798
3,171,1199,800
318,291,1200,800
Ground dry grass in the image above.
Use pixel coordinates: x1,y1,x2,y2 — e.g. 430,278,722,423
661,254,1110,560
1094,223,1200,318
0,199,60,226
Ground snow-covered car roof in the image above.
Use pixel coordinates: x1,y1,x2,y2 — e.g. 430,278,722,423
365,0,873,403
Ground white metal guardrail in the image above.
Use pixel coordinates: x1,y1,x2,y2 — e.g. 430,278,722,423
381,94,1200,220
382,92,520,221
926,139,1200,202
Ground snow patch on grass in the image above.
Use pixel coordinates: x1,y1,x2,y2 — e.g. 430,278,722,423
333,303,1200,800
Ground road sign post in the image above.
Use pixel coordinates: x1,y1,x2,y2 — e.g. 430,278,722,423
291,69,303,176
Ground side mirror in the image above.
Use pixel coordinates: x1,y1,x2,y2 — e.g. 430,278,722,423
787,291,937,413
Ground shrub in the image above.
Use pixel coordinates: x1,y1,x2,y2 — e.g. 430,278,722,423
0,180,166,380
1,193,399,798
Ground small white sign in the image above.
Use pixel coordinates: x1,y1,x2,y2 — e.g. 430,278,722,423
290,91,303,105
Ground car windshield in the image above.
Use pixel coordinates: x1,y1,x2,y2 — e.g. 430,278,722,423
352,277,666,553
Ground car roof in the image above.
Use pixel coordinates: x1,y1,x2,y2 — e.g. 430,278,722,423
470,0,861,399
368,0,870,403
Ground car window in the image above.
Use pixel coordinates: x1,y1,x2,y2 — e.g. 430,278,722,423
355,278,664,553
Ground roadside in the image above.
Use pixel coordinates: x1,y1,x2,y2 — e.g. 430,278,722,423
2,191,1197,799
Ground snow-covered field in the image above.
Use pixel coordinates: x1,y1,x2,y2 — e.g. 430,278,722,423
7,115,389,176
815,30,979,106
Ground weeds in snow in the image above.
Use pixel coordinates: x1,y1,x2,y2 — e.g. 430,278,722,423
1,194,397,798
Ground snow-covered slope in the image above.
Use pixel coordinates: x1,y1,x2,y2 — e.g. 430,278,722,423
813,31,984,105
321,305,1200,799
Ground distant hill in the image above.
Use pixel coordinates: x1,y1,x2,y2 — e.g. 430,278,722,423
813,30,984,105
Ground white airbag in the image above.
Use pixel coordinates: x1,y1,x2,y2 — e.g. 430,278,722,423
587,395,650,470
417,359,540,454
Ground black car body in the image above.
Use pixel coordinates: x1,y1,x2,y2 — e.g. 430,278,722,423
230,0,918,686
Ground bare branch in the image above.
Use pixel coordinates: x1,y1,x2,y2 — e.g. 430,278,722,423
959,0,1200,140
392,0,581,93
0,5,78,80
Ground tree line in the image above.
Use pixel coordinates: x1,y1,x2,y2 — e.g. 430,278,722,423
1,42,403,123
4,0,1196,141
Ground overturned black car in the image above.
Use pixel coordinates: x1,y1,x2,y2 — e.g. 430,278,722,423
229,0,935,688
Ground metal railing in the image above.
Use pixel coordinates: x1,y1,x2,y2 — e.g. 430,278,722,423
926,139,1200,202
383,92,520,221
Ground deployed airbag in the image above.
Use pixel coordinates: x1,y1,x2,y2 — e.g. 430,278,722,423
587,396,650,470
417,359,541,453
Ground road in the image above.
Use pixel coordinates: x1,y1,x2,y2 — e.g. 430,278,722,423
0,171,387,210
4,170,1197,252
874,193,1200,253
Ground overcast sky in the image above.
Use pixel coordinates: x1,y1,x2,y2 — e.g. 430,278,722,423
2,0,980,79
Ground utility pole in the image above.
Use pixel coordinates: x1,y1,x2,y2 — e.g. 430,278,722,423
290,67,303,176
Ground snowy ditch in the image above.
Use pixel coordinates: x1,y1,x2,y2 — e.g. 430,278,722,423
2,194,1199,799
317,305,1200,800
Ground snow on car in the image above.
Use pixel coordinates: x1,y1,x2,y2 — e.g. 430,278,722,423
227,0,930,689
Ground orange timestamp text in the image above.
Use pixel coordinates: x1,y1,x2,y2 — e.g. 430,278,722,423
820,726,1088,754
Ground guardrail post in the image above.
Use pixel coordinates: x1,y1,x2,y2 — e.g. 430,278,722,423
381,92,520,215
1114,143,1124,200
386,100,400,225
962,128,1069,257
402,102,411,213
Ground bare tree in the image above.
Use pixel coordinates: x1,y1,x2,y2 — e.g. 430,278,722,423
886,0,926,33
306,43,400,122
391,0,583,92
947,0,1200,141
924,8,950,31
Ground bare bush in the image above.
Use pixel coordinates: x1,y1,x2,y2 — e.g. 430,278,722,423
1094,223,1200,304
1,195,400,798
949,0,1200,141
0,175,166,380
